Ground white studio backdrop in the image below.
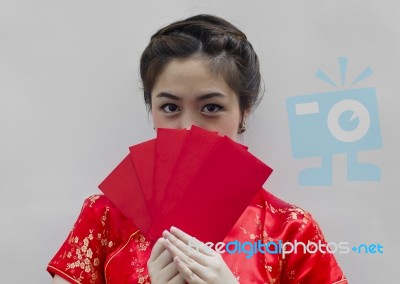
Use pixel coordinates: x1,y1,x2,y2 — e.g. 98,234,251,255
0,0,398,283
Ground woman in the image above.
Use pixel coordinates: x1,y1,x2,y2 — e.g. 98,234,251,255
48,14,348,283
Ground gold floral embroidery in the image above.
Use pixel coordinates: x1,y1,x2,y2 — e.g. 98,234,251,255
255,213,262,230
54,195,116,284
239,226,248,235
265,200,311,232
288,269,296,280
135,234,150,252
136,267,150,284
128,233,151,283
239,213,263,241
100,206,109,227
266,200,307,216
87,195,100,208
64,230,106,283
265,262,280,284
262,230,278,244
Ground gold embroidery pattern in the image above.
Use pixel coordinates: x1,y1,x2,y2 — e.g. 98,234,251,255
87,195,100,208
64,230,102,283
136,267,150,284
236,202,282,284
265,199,312,233
135,234,151,252
52,195,116,284
130,233,151,284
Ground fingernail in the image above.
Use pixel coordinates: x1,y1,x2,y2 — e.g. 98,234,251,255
163,230,177,241
168,233,177,242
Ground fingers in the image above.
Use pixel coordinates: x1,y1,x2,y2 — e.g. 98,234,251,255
174,256,207,284
148,237,167,262
160,261,181,282
163,232,216,281
162,230,208,266
167,271,187,284
156,249,176,268
170,226,216,257
160,227,237,284
148,238,185,283
148,238,174,270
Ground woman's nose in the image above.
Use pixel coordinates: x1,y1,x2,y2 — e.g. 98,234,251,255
179,113,202,130
175,111,214,131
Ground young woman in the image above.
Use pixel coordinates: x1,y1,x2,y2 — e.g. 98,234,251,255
48,14,348,284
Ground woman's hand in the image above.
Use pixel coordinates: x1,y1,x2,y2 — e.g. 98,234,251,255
162,227,239,284
147,237,186,284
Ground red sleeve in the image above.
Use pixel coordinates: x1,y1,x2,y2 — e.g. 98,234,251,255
47,195,116,284
280,210,348,284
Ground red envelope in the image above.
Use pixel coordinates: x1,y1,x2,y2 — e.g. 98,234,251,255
129,139,155,208
153,128,187,215
157,125,249,218
147,135,272,242
98,154,151,234
99,126,273,242
157,126,221,217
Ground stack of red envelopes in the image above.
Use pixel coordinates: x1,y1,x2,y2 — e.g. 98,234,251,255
99,125,273,243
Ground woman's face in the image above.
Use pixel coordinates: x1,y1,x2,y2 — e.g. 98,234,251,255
151,56,244,141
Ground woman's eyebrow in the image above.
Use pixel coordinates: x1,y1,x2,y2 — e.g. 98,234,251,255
155,92,226,101
196,92,226,101
155,92,181,100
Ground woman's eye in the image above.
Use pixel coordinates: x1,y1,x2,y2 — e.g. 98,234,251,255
161,103,180,113
202,104,222,113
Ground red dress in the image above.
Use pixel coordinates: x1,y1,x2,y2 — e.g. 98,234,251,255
47,190,348,283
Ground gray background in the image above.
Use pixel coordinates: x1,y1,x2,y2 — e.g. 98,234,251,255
1,0,399,283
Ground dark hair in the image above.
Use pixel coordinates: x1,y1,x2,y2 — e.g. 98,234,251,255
140,14,263,115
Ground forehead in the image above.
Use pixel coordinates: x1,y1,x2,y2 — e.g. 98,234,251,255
152,56,235,96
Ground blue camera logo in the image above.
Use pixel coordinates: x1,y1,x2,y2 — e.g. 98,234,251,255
286,57,382,186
